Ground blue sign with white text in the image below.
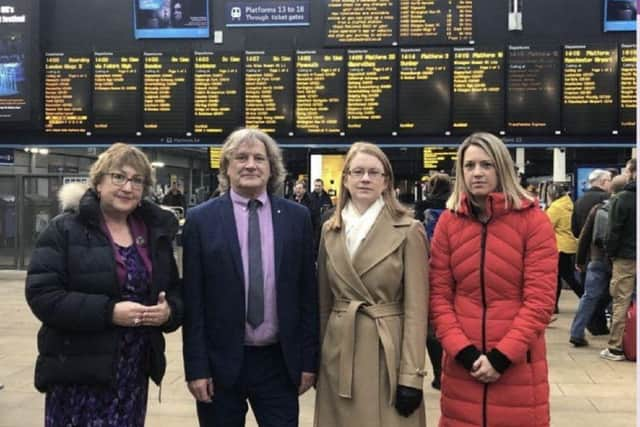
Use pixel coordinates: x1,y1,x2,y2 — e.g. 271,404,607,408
225,1,310,27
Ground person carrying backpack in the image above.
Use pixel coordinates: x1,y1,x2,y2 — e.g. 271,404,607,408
569,175,628,346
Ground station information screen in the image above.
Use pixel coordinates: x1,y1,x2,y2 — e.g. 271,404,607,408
347,49,396,135
563,45,617,135
400,0,473,45
93,53,140,135
507,46,561,135
325,0,396,46
452,47,504,134
0,1,30,122
619,44,636,134
143,52,190,135
193,52,242,135
244,51,294,135
423,147,457,170
295,50,345,135
44,53,91,133
398,48,450,135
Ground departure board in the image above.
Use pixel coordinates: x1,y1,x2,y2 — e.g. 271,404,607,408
244,51,294,135
507,46,561,135
93,53,140,135
295,50,345,135
44,53,91,133
619,44,636,134
347,49,396,135
452,47,504,133
193,52,242,135
143,52,190,135
563,45,617,135
398,47,451,135
399,0,473,45
325,0,396,46
423,147,457,170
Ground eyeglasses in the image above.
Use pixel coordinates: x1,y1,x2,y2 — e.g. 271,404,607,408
109,172,145,189
347,168,385,180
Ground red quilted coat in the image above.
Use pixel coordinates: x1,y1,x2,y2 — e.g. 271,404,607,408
430,193,557,427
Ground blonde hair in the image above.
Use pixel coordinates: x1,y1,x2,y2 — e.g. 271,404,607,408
89,143,153,197
326,142,407,230
217,128,286,194
447,132,533,211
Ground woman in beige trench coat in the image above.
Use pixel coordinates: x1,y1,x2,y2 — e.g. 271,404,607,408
314,142,429,427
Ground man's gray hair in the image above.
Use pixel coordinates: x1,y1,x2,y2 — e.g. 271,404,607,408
587,169,611,185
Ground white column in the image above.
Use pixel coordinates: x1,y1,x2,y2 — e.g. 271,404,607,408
515,148,525,175
631,147,637,159
553,148,567,182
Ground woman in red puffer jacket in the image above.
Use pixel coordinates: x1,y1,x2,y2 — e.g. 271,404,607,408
429,133,558,427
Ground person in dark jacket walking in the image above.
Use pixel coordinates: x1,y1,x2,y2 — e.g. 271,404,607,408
601,158,637,361
292,180,313,211
25,143,183,427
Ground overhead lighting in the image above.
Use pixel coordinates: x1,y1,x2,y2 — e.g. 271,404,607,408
151,161,165,168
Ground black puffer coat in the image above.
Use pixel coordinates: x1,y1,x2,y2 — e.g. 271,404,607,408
25,187,183,392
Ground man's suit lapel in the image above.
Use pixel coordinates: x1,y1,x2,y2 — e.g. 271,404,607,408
221,193,245,284
270,195,284,284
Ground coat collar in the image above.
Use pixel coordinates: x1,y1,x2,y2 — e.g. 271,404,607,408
455,192,538,219
323,207,412,301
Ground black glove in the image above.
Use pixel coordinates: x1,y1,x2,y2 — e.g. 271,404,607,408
394,385,423,417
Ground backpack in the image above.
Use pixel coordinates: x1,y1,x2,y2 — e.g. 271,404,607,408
591,201,610,249
423,208,444,241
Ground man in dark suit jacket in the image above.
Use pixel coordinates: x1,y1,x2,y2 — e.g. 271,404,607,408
182,128,318,427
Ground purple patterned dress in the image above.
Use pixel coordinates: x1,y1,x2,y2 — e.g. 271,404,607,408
45,244,151,427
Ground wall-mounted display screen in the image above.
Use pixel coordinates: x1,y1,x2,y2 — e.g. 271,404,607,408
244,51,294,135
134,0,209,39
603,0,636,31
193,52,242,135
398,47,451,135
452,47,504,134
295,50,345,135
619,44,636,134
44,53,91,133
563,45,617,135
0,1,29,122
93,53,141,135
399,0,473,45
507,46,561,135
143,52,190,135
325,0,396,46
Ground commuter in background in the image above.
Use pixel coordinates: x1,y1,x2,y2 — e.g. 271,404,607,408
546,183,582,315
309,178,334,253
430,132,557,427
163,181,186,210
413,172,451,390
25,143,183,427
292,180,312,211
182,128,318,427
569,175,627,347
600,158,636,361
314,142,429,427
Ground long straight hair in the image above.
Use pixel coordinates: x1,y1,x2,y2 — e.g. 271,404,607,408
326,142,407,230
447,133,533,211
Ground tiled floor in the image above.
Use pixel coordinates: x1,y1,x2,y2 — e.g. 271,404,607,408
1,270,636,426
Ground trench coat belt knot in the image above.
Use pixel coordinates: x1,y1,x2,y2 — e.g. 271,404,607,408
332,299,403,404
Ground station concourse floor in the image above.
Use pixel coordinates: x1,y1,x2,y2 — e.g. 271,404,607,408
0,270,636,427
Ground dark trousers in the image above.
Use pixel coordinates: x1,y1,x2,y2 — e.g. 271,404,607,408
556,252,583,308
196,344,299,427
581,269,612,333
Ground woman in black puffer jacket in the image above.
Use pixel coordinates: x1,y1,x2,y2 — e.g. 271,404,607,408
25,143,183,427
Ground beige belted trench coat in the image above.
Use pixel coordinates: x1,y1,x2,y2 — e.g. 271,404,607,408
313,207,429,427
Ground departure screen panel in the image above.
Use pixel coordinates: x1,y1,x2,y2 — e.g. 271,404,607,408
619,44,636,134
143,52,190,135
399,0,473,45
325,0,396,46
93,53,140,135
44,53,91,133
563,45,617,135
398,47,451,135
423,147,457,171
347,48,396,135
193,52,242,135
244,51,294,135
295,50,345,135
0,1,30,122
452,47,504,134
507,46,561,135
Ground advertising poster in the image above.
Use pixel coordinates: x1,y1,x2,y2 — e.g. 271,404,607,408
134,0,209,39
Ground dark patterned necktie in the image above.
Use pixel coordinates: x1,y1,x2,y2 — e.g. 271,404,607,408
247,199,264,328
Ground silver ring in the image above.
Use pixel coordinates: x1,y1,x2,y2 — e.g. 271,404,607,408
133,318,140,326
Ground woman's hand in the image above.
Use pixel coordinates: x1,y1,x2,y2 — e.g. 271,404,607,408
470,355,501,383
112,301,147,327
140,291,172,326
